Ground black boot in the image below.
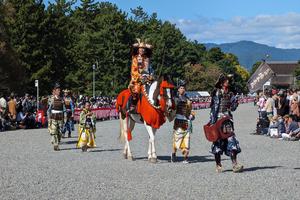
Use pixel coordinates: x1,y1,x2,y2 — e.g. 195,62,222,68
68,131,71,138
125,95,137,113
171,153,176,163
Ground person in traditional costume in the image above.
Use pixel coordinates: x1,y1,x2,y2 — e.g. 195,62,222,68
170,79,195,164
77,101,96,152
62,89,74,138
47,87,56,109
127,37,153,111
47,83,67,151
209,74,243,172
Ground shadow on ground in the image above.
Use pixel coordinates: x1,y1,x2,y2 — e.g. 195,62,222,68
59,147,79,151
90,148,122,153
134,155,222,164
224,165,282,172
61,140,78,144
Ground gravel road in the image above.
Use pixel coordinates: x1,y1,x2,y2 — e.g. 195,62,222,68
1,102,300,199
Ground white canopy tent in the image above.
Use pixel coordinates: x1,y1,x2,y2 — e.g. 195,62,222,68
185,91,210,97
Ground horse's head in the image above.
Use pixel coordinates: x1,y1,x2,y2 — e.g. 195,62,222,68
158,74,174,113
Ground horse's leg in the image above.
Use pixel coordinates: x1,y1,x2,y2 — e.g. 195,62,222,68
148,136,152,161
120,116,128,159
126,117,135,161
145,122,157,163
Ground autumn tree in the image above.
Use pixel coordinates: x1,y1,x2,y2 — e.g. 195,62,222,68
184,63,206,91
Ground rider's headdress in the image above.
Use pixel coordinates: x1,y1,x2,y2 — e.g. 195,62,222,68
131,36,152,57
214,73,233,88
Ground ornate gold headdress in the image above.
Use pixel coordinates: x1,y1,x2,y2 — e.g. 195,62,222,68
136,36,150,47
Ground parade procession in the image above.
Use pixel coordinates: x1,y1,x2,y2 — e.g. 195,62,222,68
1,1,300,199
36,38,243,173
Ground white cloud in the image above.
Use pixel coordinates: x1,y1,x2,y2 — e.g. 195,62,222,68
168,12,300,49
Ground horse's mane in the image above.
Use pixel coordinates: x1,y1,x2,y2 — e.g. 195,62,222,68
153,75,173,106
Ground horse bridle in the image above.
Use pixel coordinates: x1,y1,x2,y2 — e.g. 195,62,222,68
163,88,173,112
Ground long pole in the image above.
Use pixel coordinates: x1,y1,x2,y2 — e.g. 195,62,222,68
37,83,39,112
158,47,167,78
93,64,95,98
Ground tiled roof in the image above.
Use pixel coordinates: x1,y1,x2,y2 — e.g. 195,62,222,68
266,61,299,74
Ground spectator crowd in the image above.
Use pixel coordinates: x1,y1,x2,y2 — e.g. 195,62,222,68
251,87,300,142
0,92,118,132
0,90,253,132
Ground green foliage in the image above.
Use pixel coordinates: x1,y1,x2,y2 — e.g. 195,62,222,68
250,61,262,76
0,2,249,96
292,65,300,87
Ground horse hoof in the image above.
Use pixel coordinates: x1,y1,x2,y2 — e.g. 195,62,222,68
128,156,134,161
122,153,127,159
149,158,157,163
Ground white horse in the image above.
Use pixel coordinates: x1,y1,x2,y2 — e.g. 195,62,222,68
117,75,174,163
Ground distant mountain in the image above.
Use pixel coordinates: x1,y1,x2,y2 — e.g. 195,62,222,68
204,41,300,71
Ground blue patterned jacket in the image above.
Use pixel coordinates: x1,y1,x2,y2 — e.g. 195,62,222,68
210,88,237,125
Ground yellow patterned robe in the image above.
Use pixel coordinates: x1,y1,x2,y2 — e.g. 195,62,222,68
77,109,96,149
170,95,195,149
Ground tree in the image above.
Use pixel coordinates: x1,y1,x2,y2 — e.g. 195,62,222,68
93,2,131,97
5,0,46,94
225,53,239,65
67,0,101,96
184,63,206,91
250,61,262,76
34,0,76,95
235,65,250,92
0,0,24,94
292,65,300,87
207,47,225,63
217,57,247,93
204,65,221,92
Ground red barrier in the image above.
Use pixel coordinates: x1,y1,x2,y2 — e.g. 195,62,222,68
74,108,119,121
36,111,45,125
192,102,210,109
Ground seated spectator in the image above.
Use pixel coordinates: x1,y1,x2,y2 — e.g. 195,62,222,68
4,112,12,130
5,111,12,121
268,116,278,137
281,115,299,140
10,114,19,129
17,108,35,129
290,127,300,141
0,107,5,131
251,112,270,135
277,115,286,136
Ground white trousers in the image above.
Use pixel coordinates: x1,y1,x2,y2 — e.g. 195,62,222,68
281,133,290,139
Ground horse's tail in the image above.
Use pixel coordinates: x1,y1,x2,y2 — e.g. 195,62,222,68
118,112,125,143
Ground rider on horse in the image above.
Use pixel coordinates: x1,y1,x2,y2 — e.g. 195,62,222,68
128,37,154,111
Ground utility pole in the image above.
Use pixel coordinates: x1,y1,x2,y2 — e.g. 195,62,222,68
35,80,39,111
93,64,95,98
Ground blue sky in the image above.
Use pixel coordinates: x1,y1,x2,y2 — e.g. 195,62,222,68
47,0,300,48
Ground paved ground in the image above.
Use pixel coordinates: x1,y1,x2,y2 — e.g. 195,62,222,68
1,102,300,199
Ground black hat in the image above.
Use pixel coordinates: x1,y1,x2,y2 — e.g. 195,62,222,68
54,83,60,89
179,79,186,88
215,73,233,88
